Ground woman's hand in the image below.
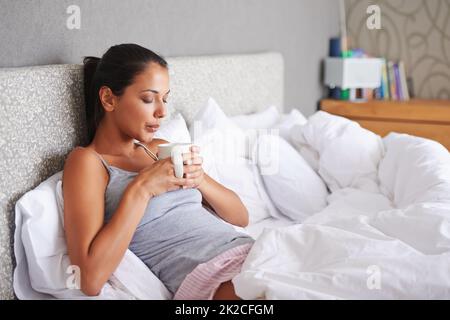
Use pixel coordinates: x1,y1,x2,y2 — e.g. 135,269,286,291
133,157,186,198
181,145,205,189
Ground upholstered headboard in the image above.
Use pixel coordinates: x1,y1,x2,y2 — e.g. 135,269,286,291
0,52,284,299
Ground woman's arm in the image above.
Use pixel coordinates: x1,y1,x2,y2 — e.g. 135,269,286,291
181,145,249,227
64,143,188,296
63,148,151,296
198,173,249,227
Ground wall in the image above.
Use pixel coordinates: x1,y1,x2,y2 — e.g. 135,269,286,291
346,0,450,99
0,0,340,116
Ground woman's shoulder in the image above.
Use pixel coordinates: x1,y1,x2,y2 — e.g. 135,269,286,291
63,146,108,177
62,146,109,192
66,145,103,165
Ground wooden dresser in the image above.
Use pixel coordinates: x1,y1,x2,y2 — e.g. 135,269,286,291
320,99,450,150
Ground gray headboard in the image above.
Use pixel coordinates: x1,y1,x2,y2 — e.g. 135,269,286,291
0,52,284,299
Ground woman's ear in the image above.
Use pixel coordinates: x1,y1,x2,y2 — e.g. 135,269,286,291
99,86,117,112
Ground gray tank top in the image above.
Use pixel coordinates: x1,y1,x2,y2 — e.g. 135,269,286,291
93,150,254,294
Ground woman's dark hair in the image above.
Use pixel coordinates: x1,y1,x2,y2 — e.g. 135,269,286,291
83,43,168,143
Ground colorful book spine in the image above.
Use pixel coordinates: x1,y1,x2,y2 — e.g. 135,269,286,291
374,86,382,100
388,61,397,100
394,63,403,100
381,59,390,100
398,61,410,101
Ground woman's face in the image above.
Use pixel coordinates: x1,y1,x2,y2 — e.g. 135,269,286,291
111,62,170,143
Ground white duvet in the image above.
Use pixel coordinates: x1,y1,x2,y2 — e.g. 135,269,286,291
233,111,450,299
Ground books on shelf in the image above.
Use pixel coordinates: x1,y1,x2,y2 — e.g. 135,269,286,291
379,59,410,101
325,45,411,101
334,58,410,101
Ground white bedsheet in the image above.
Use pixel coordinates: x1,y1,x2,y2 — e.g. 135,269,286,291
233,111,450,299
244,216,294,240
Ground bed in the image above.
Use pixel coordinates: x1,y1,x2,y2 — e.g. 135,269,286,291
0,52,285,299
2,52,450,300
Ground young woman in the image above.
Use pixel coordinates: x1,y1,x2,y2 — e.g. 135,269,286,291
62,43,254,300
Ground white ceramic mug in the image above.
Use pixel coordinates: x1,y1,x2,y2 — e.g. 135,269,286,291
158,142,193,178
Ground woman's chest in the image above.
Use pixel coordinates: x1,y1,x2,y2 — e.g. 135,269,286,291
104,173,203,222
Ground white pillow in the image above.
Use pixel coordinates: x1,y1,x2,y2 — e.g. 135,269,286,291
379,133,450,208
231,105,280,130
13,171,171,300
291,111,384,193
190,97,247,159
190,98,281,224
290,124,320,172
231,107,309,160
253,134,329,222
273,108,307,144
231,106,282,159
153,113,191,143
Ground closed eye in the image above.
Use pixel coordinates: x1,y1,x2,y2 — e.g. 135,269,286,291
142,97,168,104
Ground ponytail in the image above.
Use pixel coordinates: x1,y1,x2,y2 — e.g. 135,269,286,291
83,56,102,144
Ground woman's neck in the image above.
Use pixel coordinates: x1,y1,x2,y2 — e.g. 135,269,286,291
90,119,137,158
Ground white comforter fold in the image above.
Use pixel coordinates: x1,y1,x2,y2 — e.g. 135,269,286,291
234,111,450,299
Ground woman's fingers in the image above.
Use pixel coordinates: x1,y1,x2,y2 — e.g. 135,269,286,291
168,184,182,192
190,145,200,153
182,152,203,165
182,164,201,175
182,153,193,164
171,176,187,187
168,148,204,189
170,176,194,189
191,156,202,165
168,165,204,189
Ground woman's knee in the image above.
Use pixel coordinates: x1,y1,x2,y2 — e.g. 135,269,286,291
212,280,241,300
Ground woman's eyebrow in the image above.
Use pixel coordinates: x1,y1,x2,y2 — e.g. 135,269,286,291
140,89,170,94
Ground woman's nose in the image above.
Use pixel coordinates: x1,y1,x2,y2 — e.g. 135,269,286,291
154,101,167,119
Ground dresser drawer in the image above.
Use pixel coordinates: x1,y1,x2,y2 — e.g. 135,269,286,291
320,99,450,151
354,119,450,150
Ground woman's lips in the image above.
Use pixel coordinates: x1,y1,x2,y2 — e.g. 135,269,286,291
146,125,159,133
